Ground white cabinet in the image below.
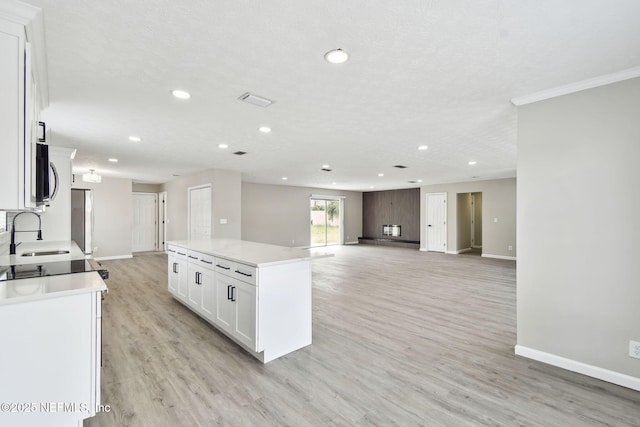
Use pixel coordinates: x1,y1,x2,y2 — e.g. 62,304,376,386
167,240,312,363
167,246,188,300
0,286,104,426
0,3,46,211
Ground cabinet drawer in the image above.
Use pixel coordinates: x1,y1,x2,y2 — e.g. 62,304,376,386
232,262,256,286
214,258,255,285
198,253,214,268
186,250,200,261
167,245,187,259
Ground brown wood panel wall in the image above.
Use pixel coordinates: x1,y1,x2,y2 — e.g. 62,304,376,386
362,188,420,241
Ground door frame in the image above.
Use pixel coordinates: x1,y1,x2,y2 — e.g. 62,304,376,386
309,195,345,246
159,191,167,251
426,192,447,252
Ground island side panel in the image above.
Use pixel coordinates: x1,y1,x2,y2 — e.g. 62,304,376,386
258,260,312,363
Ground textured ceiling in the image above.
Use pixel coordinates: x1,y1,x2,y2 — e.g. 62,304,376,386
22,0,640,190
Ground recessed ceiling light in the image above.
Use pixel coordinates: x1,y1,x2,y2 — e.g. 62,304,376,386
417,179,423,183
332,182,337,185
369,186,375,189
324,48,349,64
108,158,118,163
129,136,141,142
259,126,271,133
378,173,384,177
218,143,229,149
171,89,191,99
282,177,288,181
322,164,330,169
418,145,428,151
468,160,477,165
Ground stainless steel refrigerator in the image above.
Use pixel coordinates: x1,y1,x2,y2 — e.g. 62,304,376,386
71,188,93,254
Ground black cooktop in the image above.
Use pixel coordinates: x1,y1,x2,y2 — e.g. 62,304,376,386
0,259,103,281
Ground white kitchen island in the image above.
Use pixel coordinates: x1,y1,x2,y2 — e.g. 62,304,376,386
167,239,312,363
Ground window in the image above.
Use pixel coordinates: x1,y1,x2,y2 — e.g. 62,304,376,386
0,211,6,232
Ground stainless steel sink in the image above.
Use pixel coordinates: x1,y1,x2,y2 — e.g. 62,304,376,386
21,250,70,257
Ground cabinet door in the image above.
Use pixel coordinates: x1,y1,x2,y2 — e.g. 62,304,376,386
187,264,202,309
200,267,215,321
177,259,188,300
168,256,179,294
215,272,235,334
233,280,257,351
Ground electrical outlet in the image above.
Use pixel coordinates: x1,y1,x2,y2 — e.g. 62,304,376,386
630,340,640,359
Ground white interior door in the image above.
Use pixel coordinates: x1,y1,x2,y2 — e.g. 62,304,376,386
426,192,447,252
132,193,157,252
188,185,211,240
159,192,167,251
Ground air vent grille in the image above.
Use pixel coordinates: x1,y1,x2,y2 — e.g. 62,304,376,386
233,151,247,156
321,168,332,172
394,165,408,169
238,92,274,108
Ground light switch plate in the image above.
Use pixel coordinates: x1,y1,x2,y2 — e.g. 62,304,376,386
219,218,227,224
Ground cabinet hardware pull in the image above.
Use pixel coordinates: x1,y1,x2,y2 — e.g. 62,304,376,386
216,264,230,270
178,252,186,256
201,259,213,264
231,286,236,302
173,263,177,273
235,269,252,277
168,249,175,253
188,255,198,259
227,284,232,300
38,121,46,143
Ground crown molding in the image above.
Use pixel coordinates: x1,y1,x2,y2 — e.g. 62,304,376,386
511,66,640,106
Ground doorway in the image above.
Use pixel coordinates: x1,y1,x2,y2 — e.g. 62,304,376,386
188,184,211,240
455,192,482,255
132,192,157,252
310,197,343,247
426,192,447,252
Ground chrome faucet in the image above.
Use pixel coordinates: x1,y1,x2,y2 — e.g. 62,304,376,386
9,212,43,255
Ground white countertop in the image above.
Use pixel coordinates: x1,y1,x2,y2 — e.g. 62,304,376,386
168,239,312,267
0,271,107,306
0,240,88,266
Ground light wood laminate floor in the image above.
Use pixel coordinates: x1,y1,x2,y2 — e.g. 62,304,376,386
86,246,640,426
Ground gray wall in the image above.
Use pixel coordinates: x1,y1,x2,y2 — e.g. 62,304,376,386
517,77,640,379
362,188,420,241
419,178,516,257
242,182,362,247
72,176,133,259
132,183,162,193
161,169,242,241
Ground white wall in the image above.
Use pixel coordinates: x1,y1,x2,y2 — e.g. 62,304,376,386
517,77,640,386
242,182,362,247
161,168,242,241
420,178,516,258
72,176,133,260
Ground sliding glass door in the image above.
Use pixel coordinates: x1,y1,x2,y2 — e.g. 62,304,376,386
310,198,341,247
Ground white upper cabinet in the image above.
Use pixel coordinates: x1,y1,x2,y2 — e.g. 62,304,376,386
0,2,48,211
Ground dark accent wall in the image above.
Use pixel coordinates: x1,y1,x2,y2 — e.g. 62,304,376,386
362,188,420,241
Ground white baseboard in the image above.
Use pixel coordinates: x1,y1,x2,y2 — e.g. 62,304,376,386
93,254,133,261
419,248,428,252
515,345,640,392
482,253,516,261
472,245,482,249
345,241,359,245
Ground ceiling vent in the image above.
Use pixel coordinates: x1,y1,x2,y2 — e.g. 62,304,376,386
408,180,417,183
393,165,408,169
238,92,274,108
321,168,332,172
233,151,247,156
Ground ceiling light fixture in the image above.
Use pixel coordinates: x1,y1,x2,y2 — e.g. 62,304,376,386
378,173,384,177
108,158,118,163
259,126,271,133
468,160,477,165
417,179,423,183
282,177,288,181
322,164,330,169
171,89,191,99
218,143,229,149
324,48,349,64
129,136,141,142
82,169,101,183
418,145,428,151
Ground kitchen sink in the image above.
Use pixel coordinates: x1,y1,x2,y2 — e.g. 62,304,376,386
21,250,70,257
